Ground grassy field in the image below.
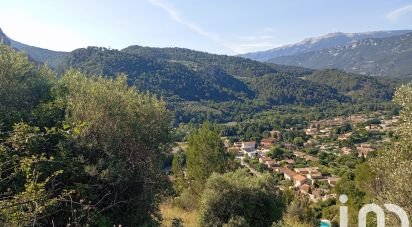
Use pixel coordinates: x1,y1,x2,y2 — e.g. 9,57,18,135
160,202,199,227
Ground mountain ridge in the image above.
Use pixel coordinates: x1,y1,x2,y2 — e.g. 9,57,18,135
268,32,412,77
239,30,412,61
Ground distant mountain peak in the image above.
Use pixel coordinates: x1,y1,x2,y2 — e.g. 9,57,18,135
239,30,412,61
268,32,412,77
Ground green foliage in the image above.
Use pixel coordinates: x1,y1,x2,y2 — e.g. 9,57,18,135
186,123,227,196
122,45,311,78
172,151,186,194
199,169,284,227
293,137,305,146
281,194,319,227
60,47,255,102
245,73,349,105
0,123,67,226
306,69,394,101
269,146,285,160
0,45,175,226
57,70,173,225
0,44,54,128
369,84,412,225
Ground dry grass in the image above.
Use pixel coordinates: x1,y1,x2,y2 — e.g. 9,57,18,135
160,202,199,227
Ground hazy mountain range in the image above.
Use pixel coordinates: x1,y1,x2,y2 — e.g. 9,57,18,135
239,30,412,62
267,32,412,77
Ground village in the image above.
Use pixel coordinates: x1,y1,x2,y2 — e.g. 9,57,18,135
224,112,399,202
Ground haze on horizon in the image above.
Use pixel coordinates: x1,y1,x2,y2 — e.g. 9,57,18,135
1,0,412,55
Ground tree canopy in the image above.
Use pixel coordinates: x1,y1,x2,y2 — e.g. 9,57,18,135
199,169,285,227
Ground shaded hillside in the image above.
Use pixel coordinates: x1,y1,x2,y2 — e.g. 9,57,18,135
269,32,412,77
244,73,349,105
60,47,255,102
305,69,394,101
59,46,351,106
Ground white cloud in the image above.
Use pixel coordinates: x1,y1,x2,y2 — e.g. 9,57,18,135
386,5,412,21
147,0,220,41
147,0,241,54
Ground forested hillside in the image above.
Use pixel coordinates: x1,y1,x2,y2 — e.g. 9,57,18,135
59,47,255,102
305,69,395,101
59,46,354,107
122,45,313,77
245,73,349,105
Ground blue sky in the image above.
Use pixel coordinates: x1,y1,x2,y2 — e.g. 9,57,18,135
1,0,412,54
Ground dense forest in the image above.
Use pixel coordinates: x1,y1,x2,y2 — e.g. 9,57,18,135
49,45,398,125
305,69,395,101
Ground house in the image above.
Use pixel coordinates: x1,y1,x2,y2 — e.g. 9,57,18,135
307,172,323,181
266,160,279,168
259,156,272,164
293,174,310,187
241,141,257,157
283,159,295,166
294,167,319,175
282,168,297,181
243,148,257,157
242,141,256,149
294,167,310,175
260,138,276,149
299,184,311,194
